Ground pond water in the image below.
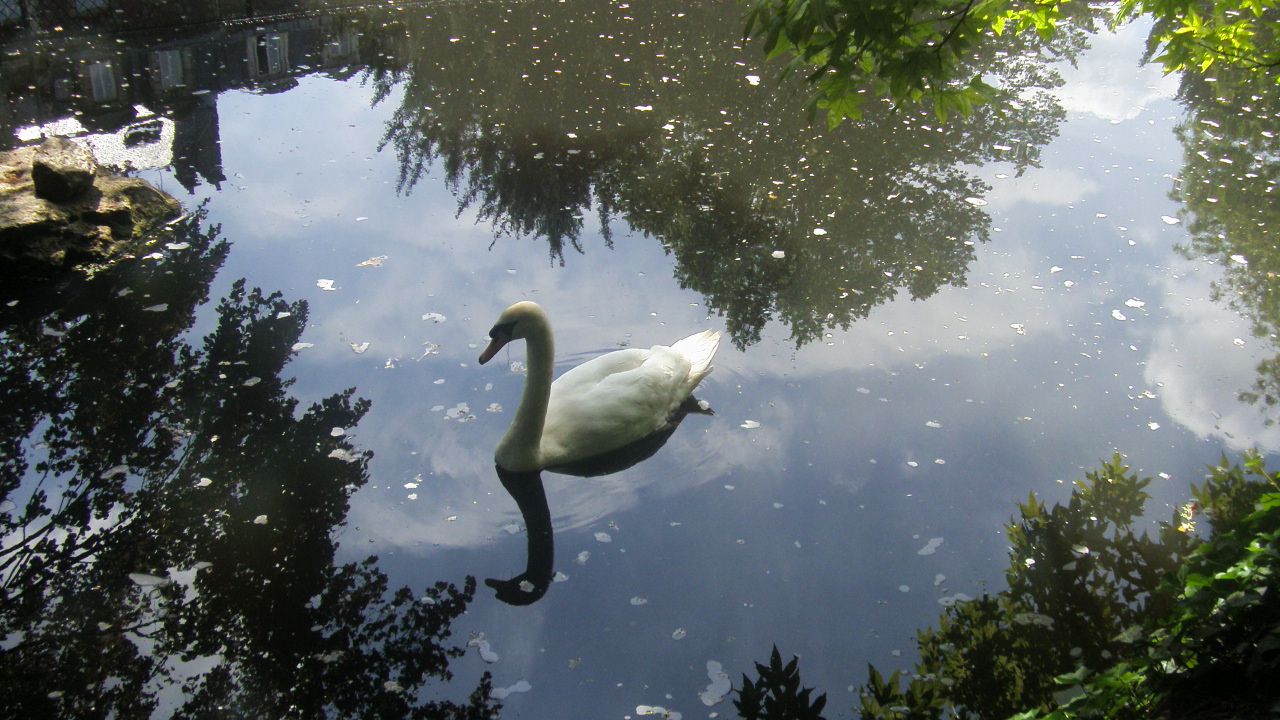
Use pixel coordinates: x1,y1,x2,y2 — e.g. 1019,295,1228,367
3,0,1279,717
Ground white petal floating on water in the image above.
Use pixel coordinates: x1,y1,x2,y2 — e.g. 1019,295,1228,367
165,242,189,250
1050,265,1064,273
937,592,973,607
917,537,944,555
350,342,369,354
328,448,359,463
486,403,502,413
964,197,988,206
856,387,870,394
502,522,521,535
142,304,168,312
1160,215,1180,225
1231,254,1248,264
637,706,681,720
1010,323,1026,335
1013,612,1055,628
934,573,946,586
291,342,314,351
492,680,532,700
634,105,653,111
421,312,446,323
934,458,946,465
276,311,292,319
355,255,387,267
745,74,761,85
330,427,345,437
1148,422,1161,430
672,628,687,640
925,420,941,428
630,596,648,606
253,514,268,525
519,579,534,592
771,250,786,259
740,420,761,429
242,377,261,387
1071,543,1090,555
1124,298,1146,308
553,571,569,582
594,532,612,543
1111,309,1127,321
812,227,827,235
701,660,731,706
196,477,212,487
128,572,170,587
406,493,418,500
899,585,910,593
467,634,500,663
101,465,129,479
906,461,918,468
575,551,591,564
316,279,336,290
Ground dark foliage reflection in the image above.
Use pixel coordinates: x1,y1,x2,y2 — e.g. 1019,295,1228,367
359,0,1091,349
1171,65,1280,423
0,210,495,719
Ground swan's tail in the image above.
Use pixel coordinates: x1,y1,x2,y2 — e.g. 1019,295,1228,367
672,329,720,383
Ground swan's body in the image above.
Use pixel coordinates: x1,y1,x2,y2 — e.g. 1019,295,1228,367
479,301,719,474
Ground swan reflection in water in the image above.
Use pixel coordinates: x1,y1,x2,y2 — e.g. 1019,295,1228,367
478,302,719,605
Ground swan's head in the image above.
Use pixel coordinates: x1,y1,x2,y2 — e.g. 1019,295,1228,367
478,301,548,364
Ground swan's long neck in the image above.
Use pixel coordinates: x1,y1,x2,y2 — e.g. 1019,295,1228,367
495,320,554,472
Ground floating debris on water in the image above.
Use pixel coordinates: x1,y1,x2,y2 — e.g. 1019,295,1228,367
355,255,387,267
741,420,760,429
492,680,532,700
487,403,502,412
331,428,345,437
771,250,786,259
316,279,336,291
917,537,944,555
575,551,590,564
700,660,731,705
196,477,212,487
291,342,314,351
142,304,168,312
594,532,612,543
242,377,261,387
328,448,359,463
937,592,973,607
467,633,500,663
422,312,446,323
1160,215,1180,225
630,597,648,606
636,705,681,719
934,573,946,586
1111,309,1127,321
350,342,369,354
253,515,268,525
128,572,169,587
672,628,687,640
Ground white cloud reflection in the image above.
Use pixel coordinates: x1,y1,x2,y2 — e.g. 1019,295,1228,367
1053,21,1178,122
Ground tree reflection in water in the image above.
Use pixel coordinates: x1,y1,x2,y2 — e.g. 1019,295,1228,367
0,209,495,719
359,0,1096,349
1170,64,1280,423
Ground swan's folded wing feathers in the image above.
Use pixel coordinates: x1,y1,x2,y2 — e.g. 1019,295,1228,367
540,347,695,466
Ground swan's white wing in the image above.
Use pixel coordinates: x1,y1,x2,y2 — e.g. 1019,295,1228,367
539,346,696,467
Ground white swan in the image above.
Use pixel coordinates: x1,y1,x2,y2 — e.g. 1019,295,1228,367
478,301,720,474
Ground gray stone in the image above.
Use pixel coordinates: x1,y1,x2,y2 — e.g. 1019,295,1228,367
31,136,97,202
1,143,182,279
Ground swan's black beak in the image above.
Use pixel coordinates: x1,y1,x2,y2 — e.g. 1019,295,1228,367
478,337,506,364
479,320,516,364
